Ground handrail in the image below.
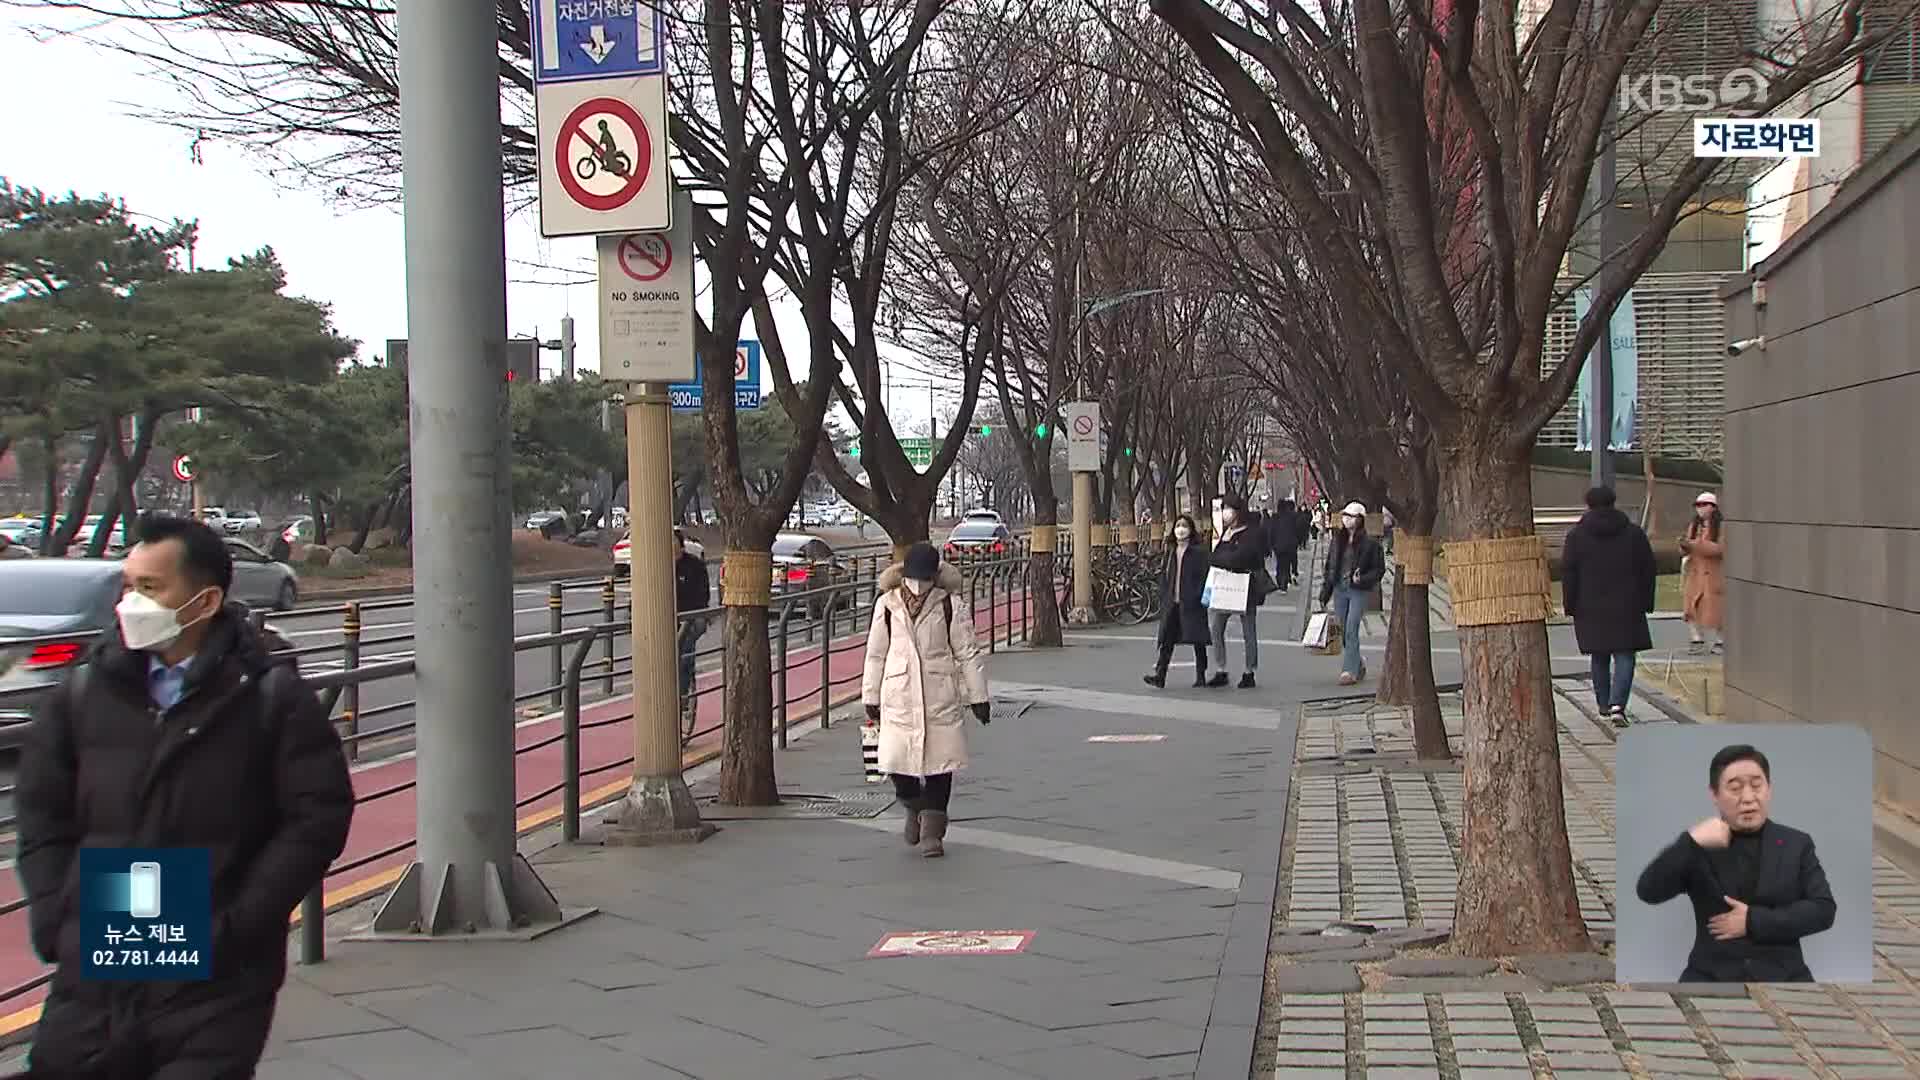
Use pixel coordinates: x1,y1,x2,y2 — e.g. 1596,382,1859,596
0,551,1038,1011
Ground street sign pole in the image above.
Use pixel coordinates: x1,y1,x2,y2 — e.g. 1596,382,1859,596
596,190,713,846
365,0,585,943
1065,401,1100,625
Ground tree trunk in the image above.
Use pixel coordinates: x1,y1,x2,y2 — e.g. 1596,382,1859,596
349,504,379,553
717,561,780,805
876,488,934,548
309,492,330,545
1377,579,1412,705
1026,493,1064,648
1641,450,1658,535
37,435,60,555
51,426,111,554
1443,445,1588,955
89,413,159,558
1401,576,1449,761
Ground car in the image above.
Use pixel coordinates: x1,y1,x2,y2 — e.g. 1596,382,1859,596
0,519,44,552
224,538,302,611
196,507,229,528
525,509,571,539
943,519,1013,559
223,509,264,534
65,518,130,558
613,527,704,577
961,508,1003,523
770,532,855,617
0,559,123,753
281,516,316,544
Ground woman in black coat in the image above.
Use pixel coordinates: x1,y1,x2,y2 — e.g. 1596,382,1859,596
1145,514,1211,688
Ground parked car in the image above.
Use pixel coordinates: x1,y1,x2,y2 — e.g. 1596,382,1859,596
943,519,1013,560
961,508,1004,523
223,509,264,534
224,538,301,611
65,517,129,558
613,527,704,577
282,516,316,544
0,559,123,753
196,506,229,529
525,509,570,539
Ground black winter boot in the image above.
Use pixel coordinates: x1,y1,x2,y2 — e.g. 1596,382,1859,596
901,798,924,846
919,811,948,858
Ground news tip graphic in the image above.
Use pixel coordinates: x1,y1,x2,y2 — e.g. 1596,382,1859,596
79,848,212,981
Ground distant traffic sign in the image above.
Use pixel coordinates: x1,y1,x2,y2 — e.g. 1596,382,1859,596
535,74,669,237
530,0,665,84
846,437,932,468
667,340,762,412
171,455,195,483
597,190,695,383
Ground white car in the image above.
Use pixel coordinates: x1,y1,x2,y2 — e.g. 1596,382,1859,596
223,509,264,534
613,527,704,577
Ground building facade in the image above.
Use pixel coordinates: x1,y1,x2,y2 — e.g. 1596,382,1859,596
1719,122,1920,808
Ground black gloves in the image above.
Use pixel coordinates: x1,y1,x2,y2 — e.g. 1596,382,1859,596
972,703,991,724
865,704,880,722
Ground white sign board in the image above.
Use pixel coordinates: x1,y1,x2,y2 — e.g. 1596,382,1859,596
535,75,671,237
1066,401,1101,472
597,189,695,383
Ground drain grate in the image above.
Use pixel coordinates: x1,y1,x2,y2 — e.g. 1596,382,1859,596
694,789,896,821
991,699,1034,720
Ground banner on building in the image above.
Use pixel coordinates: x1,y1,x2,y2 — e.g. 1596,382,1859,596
1573,287,1639,452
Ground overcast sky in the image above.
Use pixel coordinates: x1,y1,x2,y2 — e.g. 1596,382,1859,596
0,10,958,429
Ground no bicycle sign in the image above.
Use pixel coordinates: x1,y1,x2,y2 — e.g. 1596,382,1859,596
536,77,670,237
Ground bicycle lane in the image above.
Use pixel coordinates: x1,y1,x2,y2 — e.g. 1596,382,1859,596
0,588,1035,1034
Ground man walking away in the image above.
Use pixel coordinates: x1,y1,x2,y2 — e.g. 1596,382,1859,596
1265,500,1299,589
674,528,712,732
17,514,354,1078
1561,486,1656,725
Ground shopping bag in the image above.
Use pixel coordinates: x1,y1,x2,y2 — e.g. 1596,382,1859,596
1203,568,1251,611
1323,619,1344,656
1302,612,1331,650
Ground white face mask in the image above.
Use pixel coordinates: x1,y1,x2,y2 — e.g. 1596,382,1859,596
1344,515,1361,529
904,578,930,595
1173,526,1192,541
116,589,212,653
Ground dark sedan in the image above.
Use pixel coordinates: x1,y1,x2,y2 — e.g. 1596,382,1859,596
0,559,124,753
943,519,1013,560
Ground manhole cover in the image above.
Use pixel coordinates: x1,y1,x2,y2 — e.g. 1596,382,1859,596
991,699,1034,720
694,789,895,821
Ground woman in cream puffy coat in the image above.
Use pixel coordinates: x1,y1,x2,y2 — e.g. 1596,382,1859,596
862,543,991,857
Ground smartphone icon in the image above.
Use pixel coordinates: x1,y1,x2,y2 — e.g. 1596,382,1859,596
128,862,162,920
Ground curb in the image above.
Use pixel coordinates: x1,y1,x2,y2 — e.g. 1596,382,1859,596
1195,700,1301,1079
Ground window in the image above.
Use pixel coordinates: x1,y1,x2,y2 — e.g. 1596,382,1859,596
1863,4,1920,84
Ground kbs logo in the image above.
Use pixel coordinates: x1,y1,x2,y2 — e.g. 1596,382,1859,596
1618,69,1769,114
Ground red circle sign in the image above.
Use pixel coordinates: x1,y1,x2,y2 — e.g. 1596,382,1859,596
616,236,670,281
556,97,653,213
171,455,195,483
734,348,749,378
1072,415,1095,436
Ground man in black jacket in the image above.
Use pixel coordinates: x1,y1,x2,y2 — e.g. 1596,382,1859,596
1635,744,1836,982
1561,486,1656,723
674,529,712,730
1265,500,1300,589
17,514,354,1078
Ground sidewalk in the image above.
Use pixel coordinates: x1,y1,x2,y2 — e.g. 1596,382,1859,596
225,635,1308,1079
1260,684,1920,1078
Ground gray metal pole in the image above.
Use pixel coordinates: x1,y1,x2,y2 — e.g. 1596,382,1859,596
560,315,576,382
367,0,578,939
1589,91,1619,491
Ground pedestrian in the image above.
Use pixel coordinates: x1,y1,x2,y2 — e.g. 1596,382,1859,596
1205,494,1269,689
1680,491,1726,655
1265,499,1300,589
1561,486,1657,723
1318,501,1387,686
674,528,712,732
1634,744,1835,982
862,543,990,858
1144,514,1211,689
1381,507,1396,555
16,514,354,1078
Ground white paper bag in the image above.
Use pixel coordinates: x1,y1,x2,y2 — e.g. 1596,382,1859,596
1302,612,1331,650
1204,568,1251,611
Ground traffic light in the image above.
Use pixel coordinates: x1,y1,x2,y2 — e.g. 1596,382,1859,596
978,425,992,436
1033,423,1049,438
1123,447,1134,457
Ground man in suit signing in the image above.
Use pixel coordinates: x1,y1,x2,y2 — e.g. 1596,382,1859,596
1635,744,1836,982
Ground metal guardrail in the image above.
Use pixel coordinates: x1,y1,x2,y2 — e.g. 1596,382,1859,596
0,550,1045,1004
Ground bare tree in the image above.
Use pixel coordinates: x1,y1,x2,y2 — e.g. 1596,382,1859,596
1150,0,1882,953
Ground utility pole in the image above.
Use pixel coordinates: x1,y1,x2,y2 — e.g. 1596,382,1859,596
559,315,576,381
367,0,575,940
1067,198,1096,625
